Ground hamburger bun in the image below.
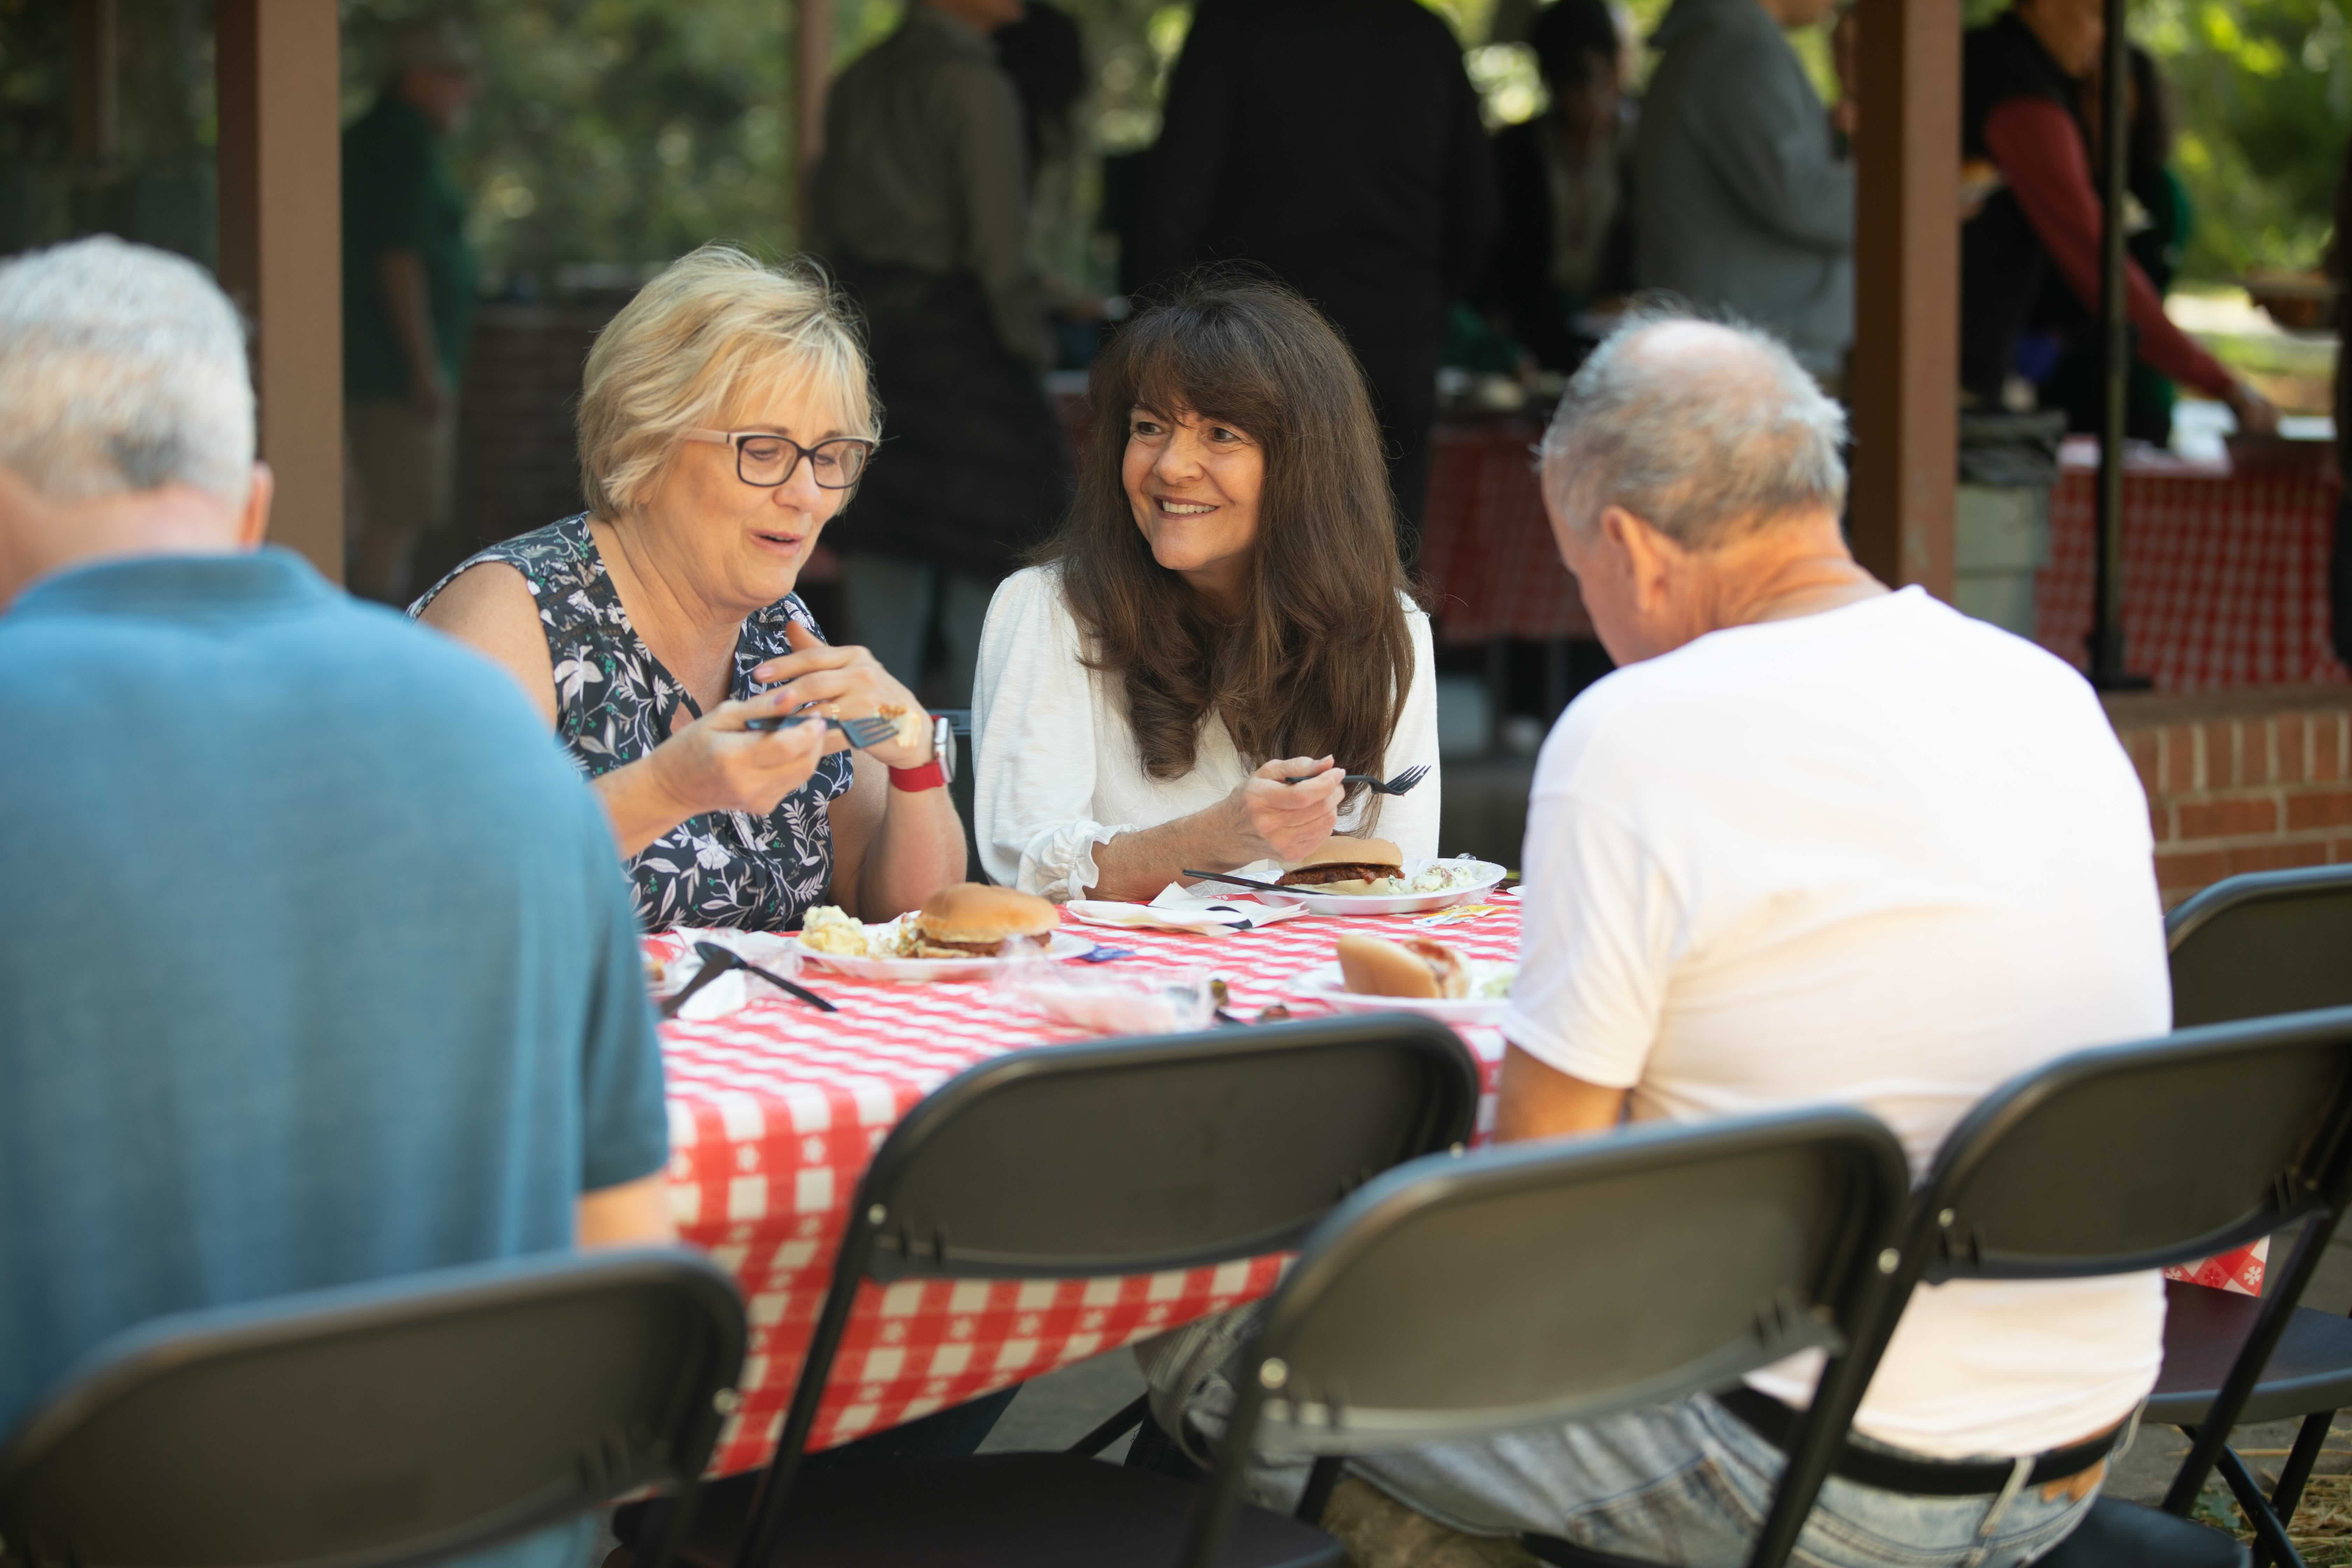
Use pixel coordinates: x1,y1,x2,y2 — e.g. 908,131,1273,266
1335,933,1470,1000
1279,837,1406,891
903,883,1059,958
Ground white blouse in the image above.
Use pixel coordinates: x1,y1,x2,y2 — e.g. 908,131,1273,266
972,565,1442,899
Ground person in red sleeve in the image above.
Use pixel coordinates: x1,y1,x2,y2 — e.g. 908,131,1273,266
1960,0,2278,436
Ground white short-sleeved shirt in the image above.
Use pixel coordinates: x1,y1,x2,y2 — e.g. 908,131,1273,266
973,565,1441,898
1507,587,2170,1460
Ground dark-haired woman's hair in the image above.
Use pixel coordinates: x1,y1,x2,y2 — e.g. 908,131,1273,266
1038,276,1415,812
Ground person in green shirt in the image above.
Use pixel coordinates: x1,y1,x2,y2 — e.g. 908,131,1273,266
342,19,479,604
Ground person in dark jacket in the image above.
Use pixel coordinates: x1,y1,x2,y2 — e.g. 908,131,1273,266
808,0,1070,708
1960,0,2272,432
2030,46,2194,445
1483,0,1635,371
1129,0,1497,548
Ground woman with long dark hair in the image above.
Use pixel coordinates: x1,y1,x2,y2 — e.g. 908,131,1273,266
972,276,1439,901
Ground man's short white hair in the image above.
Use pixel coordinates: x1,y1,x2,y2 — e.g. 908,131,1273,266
0,236,255,509
1539,307,1848,550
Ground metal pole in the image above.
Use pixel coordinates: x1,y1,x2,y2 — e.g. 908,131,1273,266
2087,0,2146,687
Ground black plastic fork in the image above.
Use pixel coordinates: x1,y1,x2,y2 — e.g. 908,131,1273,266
743,713,898,750
1280,763,1430,796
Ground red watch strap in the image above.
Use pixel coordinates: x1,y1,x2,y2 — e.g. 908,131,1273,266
887,760,946,792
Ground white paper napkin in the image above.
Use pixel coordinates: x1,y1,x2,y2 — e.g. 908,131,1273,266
1062,873,1309,936
665,929,807,1021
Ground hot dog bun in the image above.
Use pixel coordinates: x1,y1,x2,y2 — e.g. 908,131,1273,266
1335,933,1470,1000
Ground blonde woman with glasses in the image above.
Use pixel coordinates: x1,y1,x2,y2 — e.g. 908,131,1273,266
415,245,966,932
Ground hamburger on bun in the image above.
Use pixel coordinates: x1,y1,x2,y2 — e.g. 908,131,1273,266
898,883,1059,959
1335,933,1471,1000
1279,837,1407,896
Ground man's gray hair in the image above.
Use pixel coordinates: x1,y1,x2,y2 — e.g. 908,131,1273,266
0,236,255,508
1538,307,1848,549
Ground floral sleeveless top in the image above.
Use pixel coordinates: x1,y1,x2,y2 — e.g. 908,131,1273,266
412,514,855,932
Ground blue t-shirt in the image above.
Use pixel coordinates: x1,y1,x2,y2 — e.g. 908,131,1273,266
0,551,667,1562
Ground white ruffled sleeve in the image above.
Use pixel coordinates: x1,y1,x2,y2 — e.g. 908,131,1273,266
1340,601,1442,857
972,567,1128,899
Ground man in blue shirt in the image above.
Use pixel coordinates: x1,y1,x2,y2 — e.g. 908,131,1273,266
0,237,671,1564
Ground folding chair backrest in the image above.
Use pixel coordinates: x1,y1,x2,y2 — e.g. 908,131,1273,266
729,1015,1481,1568
2168,865,2352,1027
1241,1108,1907,1451
859,1013,1482,1280
0,1249,746,1568
1177,1109,1910,1568
1904,1009,2352,1284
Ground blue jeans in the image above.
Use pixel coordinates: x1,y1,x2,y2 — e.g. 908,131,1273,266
1349,1393,2096,1568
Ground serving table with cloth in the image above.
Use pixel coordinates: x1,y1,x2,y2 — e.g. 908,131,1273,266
2033,438,2348,690
648,902,1519,1477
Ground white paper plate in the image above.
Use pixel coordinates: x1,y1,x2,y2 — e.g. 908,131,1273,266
1290,960,1518,1024
1251,858,1508,917
791,927,1096,982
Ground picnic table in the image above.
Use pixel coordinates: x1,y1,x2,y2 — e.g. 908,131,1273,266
652,888,2262,1479
650,898,1521,1477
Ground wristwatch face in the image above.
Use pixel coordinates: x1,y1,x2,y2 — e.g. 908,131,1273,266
933,713,957,784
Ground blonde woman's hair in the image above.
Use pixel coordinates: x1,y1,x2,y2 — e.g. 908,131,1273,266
576,244,877,518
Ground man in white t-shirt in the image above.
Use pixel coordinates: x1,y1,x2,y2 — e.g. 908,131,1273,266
1348,315,2169,1567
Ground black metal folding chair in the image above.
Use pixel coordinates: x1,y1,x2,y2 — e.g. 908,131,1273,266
1200,1107,1911,1568
2168,864,2352,1031
690,1013,1481,1568
0,1247,747,1568
2152,865,2352,1563
1819,1007,2352,1568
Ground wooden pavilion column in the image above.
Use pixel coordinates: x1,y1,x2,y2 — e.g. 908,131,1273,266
216,0,344,583
794,0,833,238
1848,0,1959,600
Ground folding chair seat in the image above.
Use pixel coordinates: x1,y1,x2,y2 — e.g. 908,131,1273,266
672,1014,1481,1568
0,1248,746,1568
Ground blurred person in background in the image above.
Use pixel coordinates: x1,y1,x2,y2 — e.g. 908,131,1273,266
342,17,480,606
992,1,1102,369
1130,0,1496,554
1634,0,1854,387
1,239,671,1568
1960,0,2275,433
809,0,1070,710
1482,0,1636,372
2032,46,2194,446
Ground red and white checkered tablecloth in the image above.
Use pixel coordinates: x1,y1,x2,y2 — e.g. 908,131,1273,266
649,903,1520,1477
2036,444,2349,690
1420,419,1594,646
651,890,2260,1477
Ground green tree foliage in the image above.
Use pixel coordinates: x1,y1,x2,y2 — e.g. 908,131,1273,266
2136,0,2351,280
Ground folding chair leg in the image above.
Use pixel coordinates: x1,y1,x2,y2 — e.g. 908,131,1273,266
2264,1408,2334,1550
1067,1393,1151,1458
2214,1444,2307,1568
1296,1456,1345,1525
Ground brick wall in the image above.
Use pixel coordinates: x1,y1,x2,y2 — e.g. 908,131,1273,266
2110,685,2352,904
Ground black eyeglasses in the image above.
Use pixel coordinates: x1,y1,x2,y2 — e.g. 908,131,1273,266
681,428,876,490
